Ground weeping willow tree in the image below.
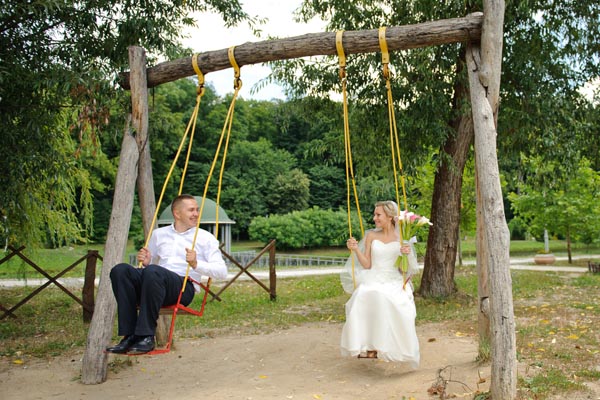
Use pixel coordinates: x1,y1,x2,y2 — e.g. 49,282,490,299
0,0,251,248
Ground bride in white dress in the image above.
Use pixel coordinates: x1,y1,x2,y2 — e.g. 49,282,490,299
340,201,420,367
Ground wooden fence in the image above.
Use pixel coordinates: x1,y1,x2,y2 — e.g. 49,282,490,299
1,241,280,322
0,245,101,321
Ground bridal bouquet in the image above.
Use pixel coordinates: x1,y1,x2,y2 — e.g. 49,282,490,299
394,210,433,288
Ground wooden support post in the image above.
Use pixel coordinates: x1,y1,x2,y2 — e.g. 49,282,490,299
471,1,515,398
81,115,139,384
130,46,156,237
268,240,276,301
468,31,516,400
475,167,491,347
82,250,98,323
469,48,516,395
128,45,168,346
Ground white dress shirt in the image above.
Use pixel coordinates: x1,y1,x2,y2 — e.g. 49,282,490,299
147,224,228,288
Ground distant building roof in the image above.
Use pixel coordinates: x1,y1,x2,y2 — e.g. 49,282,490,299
157,196,235,225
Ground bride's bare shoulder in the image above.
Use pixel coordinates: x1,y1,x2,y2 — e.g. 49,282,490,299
365,230,384,241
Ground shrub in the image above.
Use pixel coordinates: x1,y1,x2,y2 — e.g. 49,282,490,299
249,207,364,250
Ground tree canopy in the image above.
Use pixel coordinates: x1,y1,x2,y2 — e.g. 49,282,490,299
0,0,250,247
1,0,598,262
264,0,600,295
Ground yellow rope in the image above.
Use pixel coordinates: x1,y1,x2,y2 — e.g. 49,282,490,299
337,31,364,289
139,54,206,267
179,54,206,194
379,27,409,238
185,48,242,290
136,50,239,297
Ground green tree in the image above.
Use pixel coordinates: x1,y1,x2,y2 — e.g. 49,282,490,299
0,0,249,247
509,157,600,262
269,0,600,297
307,165,346,209
217,138,299,238
89,79,222,242
249,207,359,249
268,168,310,214
578,94,600,171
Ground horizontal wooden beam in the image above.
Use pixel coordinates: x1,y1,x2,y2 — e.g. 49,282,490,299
119,12,482,90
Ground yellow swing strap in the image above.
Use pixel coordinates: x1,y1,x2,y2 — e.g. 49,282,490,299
337,31,364,289
139,53,206,267
178,55,207,194
379,27,409,236
183,46,243,291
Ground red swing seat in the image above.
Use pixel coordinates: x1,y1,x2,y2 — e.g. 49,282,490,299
137,276,212,356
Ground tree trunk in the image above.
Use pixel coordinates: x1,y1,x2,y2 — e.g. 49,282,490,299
566,231,572,263
128,46,169,345
468,39,516,399
457,227,463,267
472,1,515,397
419,47,473,298
130,46,156,237
81,116,139,384
476,160,491,351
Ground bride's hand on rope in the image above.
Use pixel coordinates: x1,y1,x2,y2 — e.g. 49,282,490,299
185,248,198,269
137,247,151,266
347,237,359,251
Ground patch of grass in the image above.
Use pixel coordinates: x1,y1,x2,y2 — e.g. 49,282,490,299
108,357,134,374
575,369,600,379
473,392,490,400
477,337,491,363
415,293,476,323
572,273,600,288
511,271,566,298
513,271,600,399
519,368,585,399
0,288,89,357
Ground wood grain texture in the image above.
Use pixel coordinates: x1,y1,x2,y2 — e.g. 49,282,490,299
119,13,483,89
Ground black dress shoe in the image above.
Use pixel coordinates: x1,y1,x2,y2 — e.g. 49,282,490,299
127,336,155,354
106,335,137,354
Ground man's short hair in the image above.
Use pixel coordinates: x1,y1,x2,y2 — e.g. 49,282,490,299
171,194,196,214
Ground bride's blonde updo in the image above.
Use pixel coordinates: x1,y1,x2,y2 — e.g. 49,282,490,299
374,200,399,226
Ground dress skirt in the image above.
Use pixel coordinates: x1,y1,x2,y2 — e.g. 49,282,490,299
340,240,420,367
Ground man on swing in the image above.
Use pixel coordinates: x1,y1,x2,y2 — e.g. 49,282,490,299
106,194,228,355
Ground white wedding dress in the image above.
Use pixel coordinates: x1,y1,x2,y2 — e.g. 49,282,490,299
340,239,420,367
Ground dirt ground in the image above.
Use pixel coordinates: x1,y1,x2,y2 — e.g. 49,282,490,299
0,322,493,400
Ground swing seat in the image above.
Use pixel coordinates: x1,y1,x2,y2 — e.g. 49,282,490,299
132,276,212,356
158,276,210,316
159,303,203,316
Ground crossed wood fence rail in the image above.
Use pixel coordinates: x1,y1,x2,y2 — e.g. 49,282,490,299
216,239,277,301
1,240,278,321
0,245,101,321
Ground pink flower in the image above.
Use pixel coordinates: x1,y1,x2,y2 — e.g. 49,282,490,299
394,210,433,290
397,210,433,242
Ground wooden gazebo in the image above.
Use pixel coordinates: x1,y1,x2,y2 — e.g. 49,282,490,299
156,196,235,253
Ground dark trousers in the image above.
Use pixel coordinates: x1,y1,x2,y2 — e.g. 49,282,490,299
110,263,195,337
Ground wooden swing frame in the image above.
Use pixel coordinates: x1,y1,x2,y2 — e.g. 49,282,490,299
84,4,515,398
